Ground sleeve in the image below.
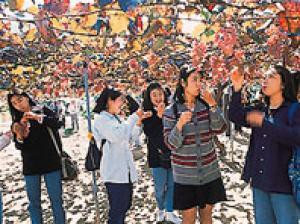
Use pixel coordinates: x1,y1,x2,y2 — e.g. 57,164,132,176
229,91,251,127
13,135,26,150
209,107,227,135
262,109,300,147
93,114,139,144
127,113,141,142
163,106,184,150
42,107,61,129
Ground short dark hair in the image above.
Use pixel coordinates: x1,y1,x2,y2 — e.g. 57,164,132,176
142,82,168,111
7,92,36,122
293,71,300,95
173,66,208,107
93,88,122,113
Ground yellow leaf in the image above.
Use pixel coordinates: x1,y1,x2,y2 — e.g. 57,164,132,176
26,67,34,72
200,34,215,43
132,39,142,51
72,55,82,65
12,66,23,75
70,20,80,31
159,18,169,26
27,5,39,15
76,35,90,43
12,35,23,45
51,18,64,29
36,68,42,75
243,21,253,32
25,28,36,41
192,23,206,39
211,23,220,33
83,14,98,27
109,13,129,34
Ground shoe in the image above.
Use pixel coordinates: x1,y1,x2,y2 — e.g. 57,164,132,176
165,212,182,224
156,210,165,222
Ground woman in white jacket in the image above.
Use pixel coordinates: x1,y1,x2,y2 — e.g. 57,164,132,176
93,88,151,224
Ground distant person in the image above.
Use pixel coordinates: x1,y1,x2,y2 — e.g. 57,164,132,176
67,100,80,132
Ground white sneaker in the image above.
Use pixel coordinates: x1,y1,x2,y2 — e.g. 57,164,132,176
156,210,165,222
165,212,182,224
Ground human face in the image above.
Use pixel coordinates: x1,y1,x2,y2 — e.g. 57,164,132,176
10,95,31,112
150,88,165,107
107,95,125,115
262,70,282,97
184,72,202,98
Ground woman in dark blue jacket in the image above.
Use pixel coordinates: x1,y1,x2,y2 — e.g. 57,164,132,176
229,65,300,224
142,83,181,223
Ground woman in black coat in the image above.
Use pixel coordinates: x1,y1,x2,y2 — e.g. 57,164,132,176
8,92,65,224
142,83,181,223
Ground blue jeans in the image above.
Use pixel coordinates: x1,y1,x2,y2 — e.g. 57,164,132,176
152,168,174,212
24,170,65,224
253,188,300,224
105,183,133,224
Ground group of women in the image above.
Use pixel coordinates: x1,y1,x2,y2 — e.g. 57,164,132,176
1,64,299,224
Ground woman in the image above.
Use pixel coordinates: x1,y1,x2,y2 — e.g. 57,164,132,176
93,88,150,224
8,92,65,224
163,66,227,224
142,83,181,223
0,131,12,224
229,65,300,224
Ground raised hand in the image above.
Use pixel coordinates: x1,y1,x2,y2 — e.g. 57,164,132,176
136,109,153,126
23,112,42,122
246,111,265,127
231,66,245,92
202,89,217,107
12,122,29,141
156,103,165,118
176,111,193,131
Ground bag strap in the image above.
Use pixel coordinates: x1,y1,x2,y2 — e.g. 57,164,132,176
172,103,179,121
47,127,62,158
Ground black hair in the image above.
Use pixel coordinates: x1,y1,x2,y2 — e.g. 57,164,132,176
126,95,140,114
7,92,36,123
173,66,208,107
93,88,122,114
293,71,300,95
142,82,168,111
265,65,298,104
165,87,172,98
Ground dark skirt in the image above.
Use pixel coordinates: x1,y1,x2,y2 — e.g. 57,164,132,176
173,177,227,210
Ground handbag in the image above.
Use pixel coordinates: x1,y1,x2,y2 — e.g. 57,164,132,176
287,102,300,207
85,138,106,171
47,127,78,181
